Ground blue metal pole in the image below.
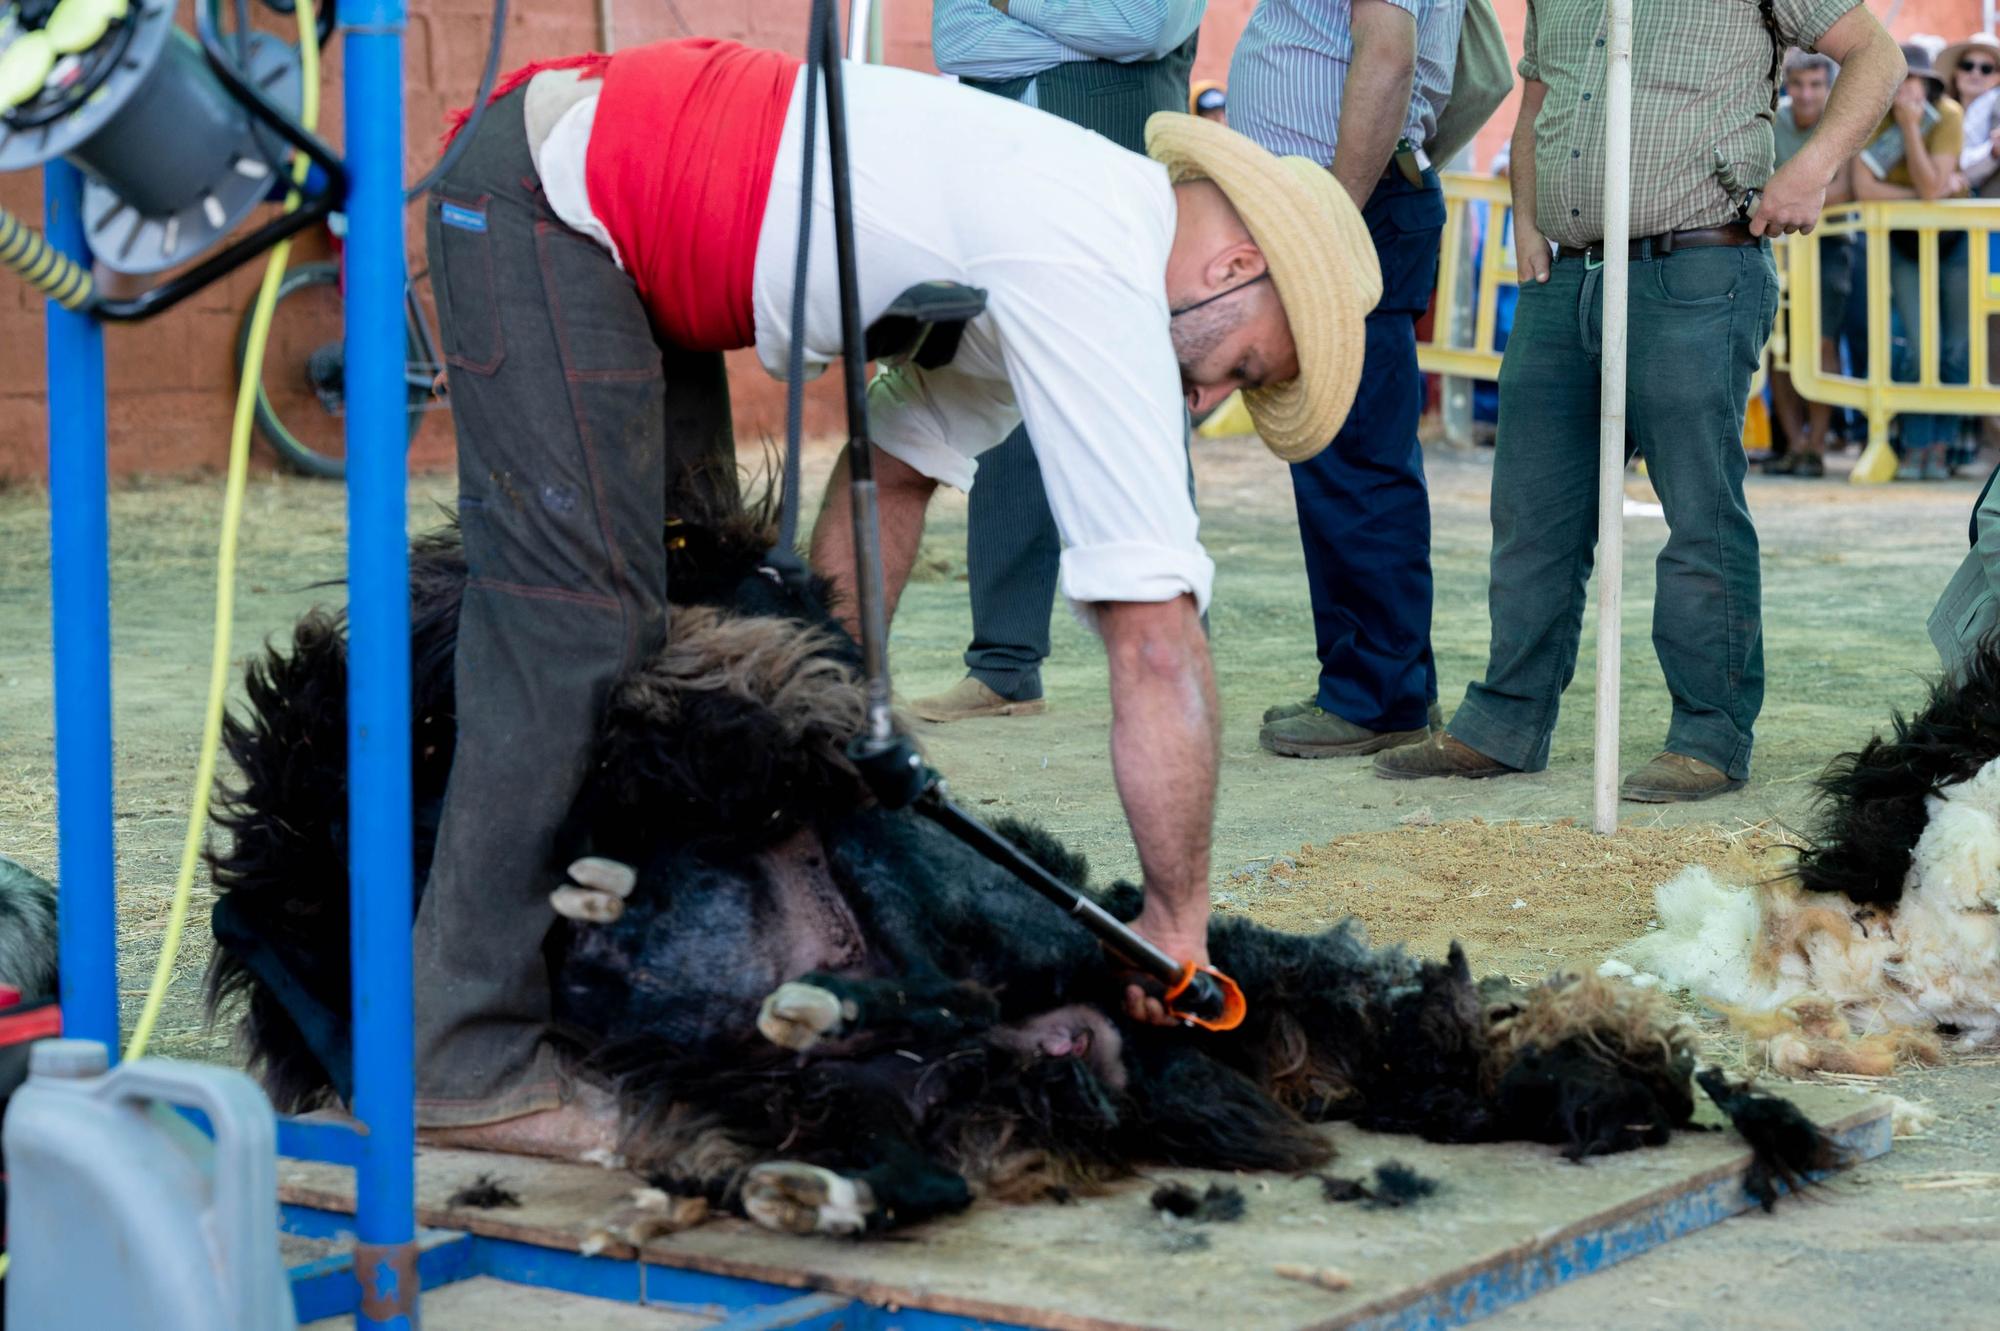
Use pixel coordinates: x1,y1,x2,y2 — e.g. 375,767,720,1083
339,1,416,1325
43,160,120,1055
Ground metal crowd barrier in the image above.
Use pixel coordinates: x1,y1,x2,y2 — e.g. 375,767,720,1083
1780,200,2000,479
1417,180,2000,481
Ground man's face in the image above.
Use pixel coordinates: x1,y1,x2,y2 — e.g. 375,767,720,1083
1170,267,1300,416
1786,68,1830,125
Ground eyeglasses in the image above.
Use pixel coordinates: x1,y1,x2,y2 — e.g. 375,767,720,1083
1965,61,1999,75
1170,271,1271,319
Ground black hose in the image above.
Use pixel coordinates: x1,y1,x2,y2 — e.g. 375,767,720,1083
405,0,509,200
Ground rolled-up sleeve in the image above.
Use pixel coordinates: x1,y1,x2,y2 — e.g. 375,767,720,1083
979,265,1214,623
868,361,1020,493
1774,0,1859,52
1517,0,1540,82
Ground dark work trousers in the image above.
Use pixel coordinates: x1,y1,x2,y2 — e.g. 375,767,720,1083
1291,170,1443,734
1452,241,1778,779
414,89,736,1126
957,37,1195,701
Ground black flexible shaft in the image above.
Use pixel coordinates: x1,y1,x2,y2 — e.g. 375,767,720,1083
778,0,827,552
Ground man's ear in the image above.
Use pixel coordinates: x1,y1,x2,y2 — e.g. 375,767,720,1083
1207,241,1269,289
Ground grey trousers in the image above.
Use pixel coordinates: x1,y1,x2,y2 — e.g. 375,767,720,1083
958,39,1196,700
1451,241,1778,780
413,91,736,1125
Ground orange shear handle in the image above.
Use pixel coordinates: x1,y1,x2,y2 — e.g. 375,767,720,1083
1161,962,1248,1032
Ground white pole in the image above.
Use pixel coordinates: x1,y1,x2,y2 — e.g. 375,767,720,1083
847,0,879,62
1592,0,1634,836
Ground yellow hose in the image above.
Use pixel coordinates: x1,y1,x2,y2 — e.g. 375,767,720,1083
124,0,320,1062
0,199,93,309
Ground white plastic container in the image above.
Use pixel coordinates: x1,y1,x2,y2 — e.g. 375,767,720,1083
4,1039,297,1331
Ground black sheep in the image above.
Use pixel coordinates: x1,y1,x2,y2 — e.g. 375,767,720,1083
205,511,1834,1234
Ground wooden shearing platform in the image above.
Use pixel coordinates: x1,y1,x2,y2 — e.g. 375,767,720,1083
279,1083,1890,1330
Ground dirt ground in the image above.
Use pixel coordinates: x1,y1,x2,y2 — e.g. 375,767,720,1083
2,438,1997,1325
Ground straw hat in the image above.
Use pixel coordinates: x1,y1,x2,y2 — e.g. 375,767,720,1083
1939,32,2000,92
1146,112,1382,463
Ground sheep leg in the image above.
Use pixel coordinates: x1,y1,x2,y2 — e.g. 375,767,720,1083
757,971,999,1052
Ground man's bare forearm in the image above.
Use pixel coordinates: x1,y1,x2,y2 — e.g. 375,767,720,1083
1099,596,1218,963
1329,1,1417,206
1509,86,1541,236
1795,11,1904,188
807,446,938,641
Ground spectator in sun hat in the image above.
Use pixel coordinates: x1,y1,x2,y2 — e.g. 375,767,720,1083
1941,32,2000,195
1854,40,1972,480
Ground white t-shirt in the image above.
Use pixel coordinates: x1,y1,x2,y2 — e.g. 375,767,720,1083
531,60,1212,618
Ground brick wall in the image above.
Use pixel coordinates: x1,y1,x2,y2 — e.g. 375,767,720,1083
0,0,1972,481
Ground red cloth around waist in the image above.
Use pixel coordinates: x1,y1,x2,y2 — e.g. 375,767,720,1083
585,39,802,352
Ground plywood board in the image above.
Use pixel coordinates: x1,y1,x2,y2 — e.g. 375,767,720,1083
281,1084,1889,1331
302,1276,716,1330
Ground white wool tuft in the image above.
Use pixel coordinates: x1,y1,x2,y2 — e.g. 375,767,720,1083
1610,867,1790,1009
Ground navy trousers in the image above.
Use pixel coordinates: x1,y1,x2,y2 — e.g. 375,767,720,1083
1292,171,1443,733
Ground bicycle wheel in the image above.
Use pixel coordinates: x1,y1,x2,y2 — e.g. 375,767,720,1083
234,261,428,479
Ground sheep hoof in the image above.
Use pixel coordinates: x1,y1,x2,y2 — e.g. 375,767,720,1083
568,857,638,899
550,884,624,923
742,1162,874,1236
757,982,853,1051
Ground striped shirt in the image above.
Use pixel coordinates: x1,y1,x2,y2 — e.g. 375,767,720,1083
932,0,1207,95
1227,0,1464,167
1521,0,1859,247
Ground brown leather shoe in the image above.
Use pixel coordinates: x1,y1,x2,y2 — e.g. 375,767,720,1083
909,677,1046,723
1619,752,1745,803
1372,731,1517,781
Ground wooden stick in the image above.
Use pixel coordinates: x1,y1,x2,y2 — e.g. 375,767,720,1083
1593,0,1635,836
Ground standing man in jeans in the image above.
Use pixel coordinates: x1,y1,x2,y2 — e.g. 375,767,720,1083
914,0,1205,723
1378,0,1902,800
1234,0,1461,760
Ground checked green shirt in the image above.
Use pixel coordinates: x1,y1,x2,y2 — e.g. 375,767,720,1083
1520,0,1858,247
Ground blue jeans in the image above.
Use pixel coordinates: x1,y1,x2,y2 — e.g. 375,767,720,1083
1451,241,1779,779
1288,170,1444,732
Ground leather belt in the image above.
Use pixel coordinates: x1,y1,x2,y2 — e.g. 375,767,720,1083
1557,221,1759,263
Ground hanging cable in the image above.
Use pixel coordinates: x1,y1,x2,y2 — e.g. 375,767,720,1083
124,0,320,1062
406,0,508,200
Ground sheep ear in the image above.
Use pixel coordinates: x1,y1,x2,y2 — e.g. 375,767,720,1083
568,857,638,899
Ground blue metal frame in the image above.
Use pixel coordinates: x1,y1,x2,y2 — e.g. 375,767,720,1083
39,3,418,1326
337,0,416,1325
44,159,119,1055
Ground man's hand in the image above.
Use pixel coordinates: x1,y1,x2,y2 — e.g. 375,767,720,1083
1515,218,1552,283
1751,156,1829,236
1121,898,1212,1026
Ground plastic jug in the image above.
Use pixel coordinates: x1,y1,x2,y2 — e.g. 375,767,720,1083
4,1039,297,1331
